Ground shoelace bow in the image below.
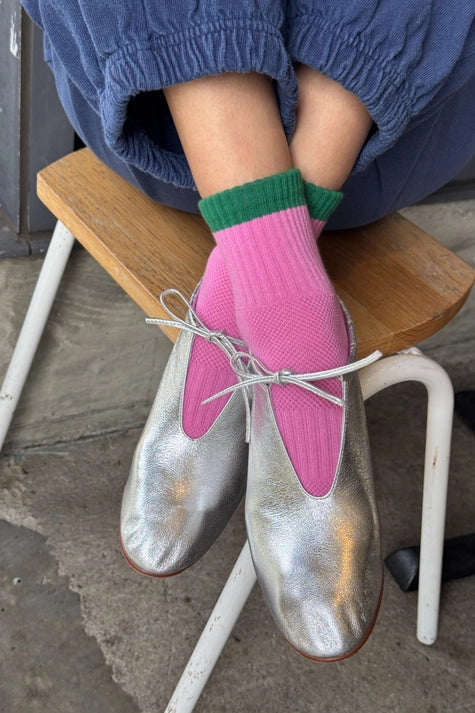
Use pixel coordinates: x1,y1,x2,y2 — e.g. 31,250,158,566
147,289,383,442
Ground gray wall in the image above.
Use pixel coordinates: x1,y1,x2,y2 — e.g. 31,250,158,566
0,0,22,232
0,4,74,242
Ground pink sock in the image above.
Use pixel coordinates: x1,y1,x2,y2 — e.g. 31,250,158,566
200,172,346,496
182,247,240,438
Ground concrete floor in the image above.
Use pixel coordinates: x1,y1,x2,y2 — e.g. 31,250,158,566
0,201,474,713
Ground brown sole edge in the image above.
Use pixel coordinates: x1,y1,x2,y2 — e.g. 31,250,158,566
119,536,190,579
121,536,384,663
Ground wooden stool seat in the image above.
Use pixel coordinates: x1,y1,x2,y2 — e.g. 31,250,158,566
37,148,475,357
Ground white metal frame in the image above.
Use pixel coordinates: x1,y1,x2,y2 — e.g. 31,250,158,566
164,350,453,713
0,220,454,713
0,221,75,448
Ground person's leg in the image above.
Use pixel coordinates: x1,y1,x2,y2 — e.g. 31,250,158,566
164,69,382,663
163,72,291,438
164,70,367,494
163,73,292,195
163,69,372,195
163,73,293,437
289,64,373,191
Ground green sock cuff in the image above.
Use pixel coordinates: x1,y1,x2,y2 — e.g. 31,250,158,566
198,169,305,232
304,182,343,221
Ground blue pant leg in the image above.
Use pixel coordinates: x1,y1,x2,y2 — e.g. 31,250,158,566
284,0,475,227
286,0,475,174
285,0,475,228
47,26,475,227
23,0,475,225
47,37,200,213
328,73,475,229
23,0,296,191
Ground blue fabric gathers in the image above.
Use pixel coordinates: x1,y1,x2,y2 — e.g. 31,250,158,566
21,0,475,227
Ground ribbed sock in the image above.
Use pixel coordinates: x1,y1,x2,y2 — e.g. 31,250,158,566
182,247,240,438
305,180,328,238
200,170,347,496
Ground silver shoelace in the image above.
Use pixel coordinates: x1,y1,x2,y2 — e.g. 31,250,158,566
204,348,382,440
147,289,382,442
146,288,247,358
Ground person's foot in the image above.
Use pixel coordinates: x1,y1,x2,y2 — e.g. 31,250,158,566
120,284,248,576
244,305,383,660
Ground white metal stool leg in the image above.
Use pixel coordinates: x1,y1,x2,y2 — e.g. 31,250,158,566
0,221,75,452
165,349,453,713
359,349,453,645
164,542,256,713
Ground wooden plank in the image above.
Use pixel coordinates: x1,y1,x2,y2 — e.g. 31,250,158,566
38,149,213,341
319,215,475,354
38,149,475,357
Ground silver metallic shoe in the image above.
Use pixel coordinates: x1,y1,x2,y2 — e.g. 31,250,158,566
240,305,383,660
120,288,248,577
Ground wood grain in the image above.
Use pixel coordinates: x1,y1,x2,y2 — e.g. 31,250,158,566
38,149,475,357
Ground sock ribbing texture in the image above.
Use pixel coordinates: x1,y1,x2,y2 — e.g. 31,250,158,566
182,247,240,439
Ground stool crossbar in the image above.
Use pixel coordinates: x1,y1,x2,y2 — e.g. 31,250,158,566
1,149,474,713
